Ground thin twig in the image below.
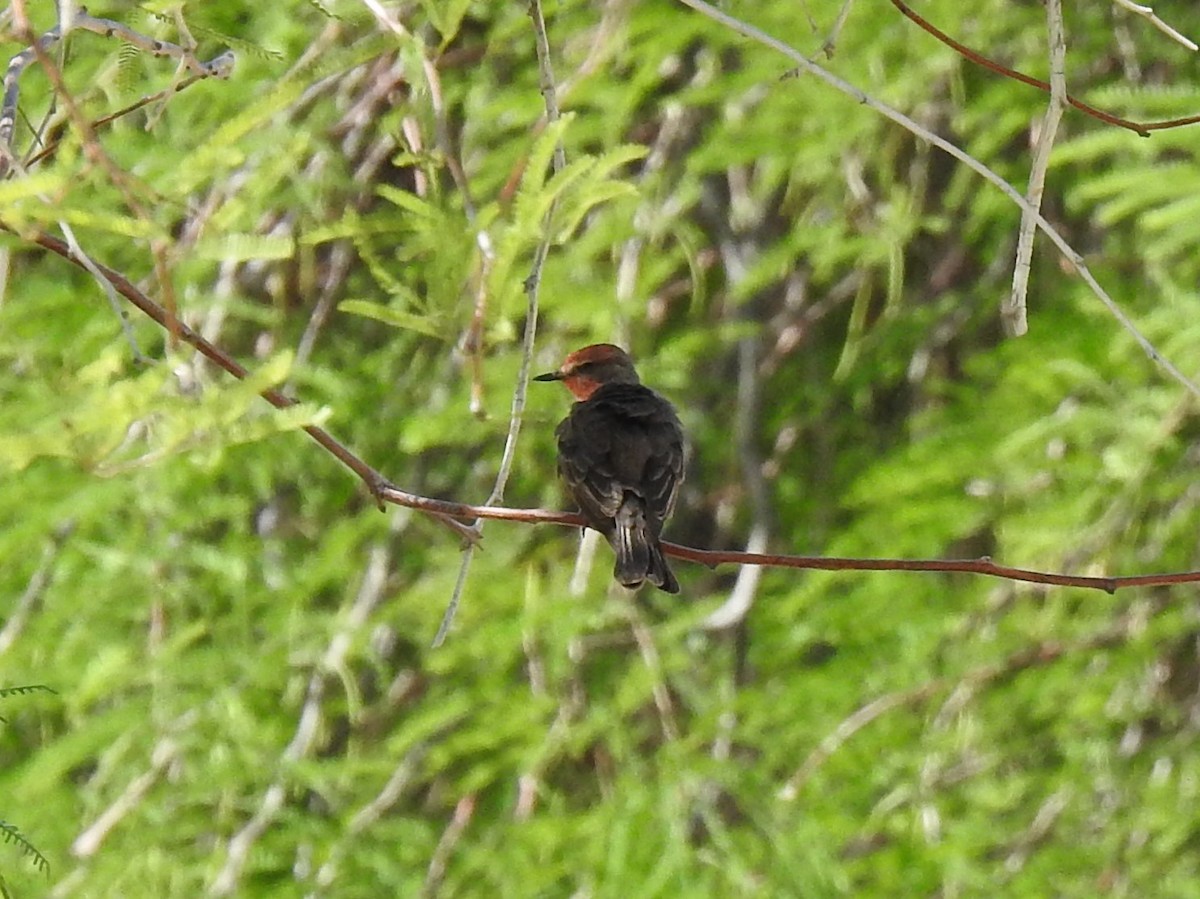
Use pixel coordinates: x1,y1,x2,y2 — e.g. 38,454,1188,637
59,221,145,360
778,684,939,800
10,1,181,336
72,11,233,77
71,712,196,858
675,0,1200,401
0,9,233,175
0,136,147,359
0,521,73,656
24,69,224,169
623,603,679,742
780,624,1130,799
22,227,478,542
889,0,1200,135
1004,0,1068,336
662,541,1200,593
312,743,429,889
1111,0,1198,52
25,222,1200,595
821,0,857,58
1003,789,1072,874
422,795,476,898
432,0,566,647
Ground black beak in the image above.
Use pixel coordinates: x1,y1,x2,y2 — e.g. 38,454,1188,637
533,371,563,382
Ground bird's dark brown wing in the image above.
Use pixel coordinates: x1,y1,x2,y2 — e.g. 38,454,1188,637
641,418,683,533
555,384,684,538
555,407,621,533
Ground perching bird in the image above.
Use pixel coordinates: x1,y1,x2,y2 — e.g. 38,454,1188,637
535,343,685,593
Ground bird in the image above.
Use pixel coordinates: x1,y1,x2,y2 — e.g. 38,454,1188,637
534,343,685,593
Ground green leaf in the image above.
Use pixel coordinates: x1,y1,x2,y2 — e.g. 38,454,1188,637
338,299,448,339
192,233,296,261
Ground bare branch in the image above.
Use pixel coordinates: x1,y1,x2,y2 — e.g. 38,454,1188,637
1004,0,1068,336
0,9,232,176
71,714,195,858
422,795,476,898
72,11,234,78
780,623,1131,799
888,0,1200,135
23,226,1200,615
432,0,568,648
675,0,1200,400
821,0,857,58
22,227,478,542
312,743,429,887
0,520,72,657
622,602,679,742
1112,0,1198,52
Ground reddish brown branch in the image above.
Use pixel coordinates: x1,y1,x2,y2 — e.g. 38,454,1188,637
662,544,1200,593
21,227,1200,594
23,228,479,540
890,0,1200,136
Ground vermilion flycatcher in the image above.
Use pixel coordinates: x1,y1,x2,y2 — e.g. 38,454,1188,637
535,344,685,593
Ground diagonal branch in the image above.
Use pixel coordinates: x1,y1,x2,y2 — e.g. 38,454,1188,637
889,0,1200,136
0,9,233,176
1111,0,1198,53
675,0,1200,401
780,619,1132,799
22,226,1200,608
20,226,477,542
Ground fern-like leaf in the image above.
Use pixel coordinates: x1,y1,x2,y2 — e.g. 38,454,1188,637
0,822,49,875
0,685,55,700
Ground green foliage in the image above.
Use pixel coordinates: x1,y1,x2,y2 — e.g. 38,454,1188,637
0,690,53,884
3,0,1200,896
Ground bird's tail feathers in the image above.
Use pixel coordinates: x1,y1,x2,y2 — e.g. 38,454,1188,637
613,498,679,594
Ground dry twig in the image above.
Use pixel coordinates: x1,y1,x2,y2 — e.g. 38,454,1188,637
675,0,1200,399
1004,0,1068,336
889,0,1200,134
1111,0,1198,52
432,0,567,647
0,8,233,176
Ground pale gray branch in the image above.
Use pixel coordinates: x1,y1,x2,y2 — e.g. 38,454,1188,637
675,0,1200,400
1004,0,1068,336
433,0,567,647
0,10,233,175
1112,0,1198,52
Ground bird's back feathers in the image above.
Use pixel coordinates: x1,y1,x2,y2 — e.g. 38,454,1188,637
554,382,684,593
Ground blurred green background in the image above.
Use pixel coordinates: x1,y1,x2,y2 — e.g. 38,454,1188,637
3,0,1200,895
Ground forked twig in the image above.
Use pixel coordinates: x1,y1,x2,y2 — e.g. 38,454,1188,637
889,0,1200,135
0,10,233,175
675,0,1200,401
